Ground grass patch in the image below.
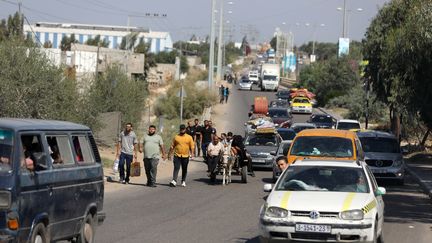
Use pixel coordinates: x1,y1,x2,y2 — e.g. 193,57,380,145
102,156,114,168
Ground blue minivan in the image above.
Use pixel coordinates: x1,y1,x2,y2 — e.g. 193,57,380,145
0,119,105,243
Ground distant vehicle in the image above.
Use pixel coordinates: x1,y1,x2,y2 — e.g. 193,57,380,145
287,129,363,164
245,129,281,169
271,140,292,182
0,119,105,242
268,107,293,126
248,96,269,117
269,99,289,108
290,97,313,114
307,114,336,129
248,70,259,84
276,90,291,100
336,119,361,130
260,159,385,243
260,63,280,91
290,122,317,133
277,128,296,141
357,130,405,185
238,79,253,90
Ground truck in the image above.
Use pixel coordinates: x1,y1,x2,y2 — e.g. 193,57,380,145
260,63,280,91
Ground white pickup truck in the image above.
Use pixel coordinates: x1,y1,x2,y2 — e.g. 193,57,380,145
260,63,280,91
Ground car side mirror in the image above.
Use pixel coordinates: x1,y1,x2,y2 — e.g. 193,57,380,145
375,187,386,196
270,151,276,156
263,184,273,192
401,147,409,155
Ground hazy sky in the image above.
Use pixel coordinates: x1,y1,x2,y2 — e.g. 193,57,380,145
0,0,390,45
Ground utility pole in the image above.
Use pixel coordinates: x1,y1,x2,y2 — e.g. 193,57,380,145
342,0,347,38
216,0,224,81
208,0,217,90
95,42,101,79
180,80,184,124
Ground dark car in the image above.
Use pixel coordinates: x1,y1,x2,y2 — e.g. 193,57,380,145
277,128,296,141
290,122,317,133
276,90,291,100
269,99,289,108
307,114,336,129
0,119,105,242
268,107,293,126
245,132,281,168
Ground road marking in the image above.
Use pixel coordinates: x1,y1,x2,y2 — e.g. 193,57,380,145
281,191,292,209
342,192,356,211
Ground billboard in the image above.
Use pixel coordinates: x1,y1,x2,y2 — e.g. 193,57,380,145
338,38,350,57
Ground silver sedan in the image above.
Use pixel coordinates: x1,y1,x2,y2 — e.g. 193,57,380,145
238,79,253,90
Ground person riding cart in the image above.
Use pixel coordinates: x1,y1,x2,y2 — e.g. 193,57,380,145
207,136,225,183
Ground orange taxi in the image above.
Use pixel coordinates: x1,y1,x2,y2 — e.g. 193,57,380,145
286,129,363,164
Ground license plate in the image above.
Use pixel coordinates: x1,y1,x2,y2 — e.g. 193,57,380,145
295,224,331,233
254,159,266,163
373,169,387,174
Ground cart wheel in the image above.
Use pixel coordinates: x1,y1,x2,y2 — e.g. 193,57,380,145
241,165,248,183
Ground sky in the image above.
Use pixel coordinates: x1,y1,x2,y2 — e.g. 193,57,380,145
0,0,390,45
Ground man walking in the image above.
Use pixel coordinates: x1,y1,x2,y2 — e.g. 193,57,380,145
168,124,195,187
224,87,230,103
116,123,138,184
219,84,225,103
207,135,224,183
194,119,202,157
201,120,217,171
186,121,196,139
139,125,166,187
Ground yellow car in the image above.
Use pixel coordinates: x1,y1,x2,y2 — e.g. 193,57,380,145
290,97,312,114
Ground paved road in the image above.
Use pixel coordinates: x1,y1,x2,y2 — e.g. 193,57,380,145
97,86,432,243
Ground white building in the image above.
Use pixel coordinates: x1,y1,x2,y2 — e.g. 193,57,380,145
24,22,173,53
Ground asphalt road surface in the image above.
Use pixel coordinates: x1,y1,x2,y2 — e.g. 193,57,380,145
97,86,432,243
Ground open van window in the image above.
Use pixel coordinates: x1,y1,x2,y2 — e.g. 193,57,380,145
72,135,95,163
21,134,47,171
0,129,13,173
47,135,75,166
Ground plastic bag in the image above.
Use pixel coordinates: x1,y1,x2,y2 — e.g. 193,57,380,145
112,158,119,173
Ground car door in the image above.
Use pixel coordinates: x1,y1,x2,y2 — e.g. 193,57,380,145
18,133,54,238
366,167,385,227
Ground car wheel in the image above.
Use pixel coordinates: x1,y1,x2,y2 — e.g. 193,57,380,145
31,223,48,243
372,219,379,243
250,87,253,91
76,214,96,243
241,165,248,183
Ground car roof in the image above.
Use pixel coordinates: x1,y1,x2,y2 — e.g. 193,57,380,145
356,130,396,139
296,128,357,139
291,158,364,168
338,119,360,123
0,118,90,131
311,114,333,118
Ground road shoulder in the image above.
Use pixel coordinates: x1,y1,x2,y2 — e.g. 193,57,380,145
404,152,432,200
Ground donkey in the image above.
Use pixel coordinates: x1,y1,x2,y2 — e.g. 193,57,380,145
221,145,234,185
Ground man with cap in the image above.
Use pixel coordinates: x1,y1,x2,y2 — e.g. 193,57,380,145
168,124,195,187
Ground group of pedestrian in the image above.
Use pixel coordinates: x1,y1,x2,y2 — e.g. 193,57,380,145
224,72,238,85
115,118,220,188
219,85,230,104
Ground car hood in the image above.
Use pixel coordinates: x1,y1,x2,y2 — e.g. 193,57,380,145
246,145,277,155
267,191,373,212
292,103,312,107
364,152,402,161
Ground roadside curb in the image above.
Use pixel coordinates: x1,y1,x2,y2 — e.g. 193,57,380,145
405,165,432,200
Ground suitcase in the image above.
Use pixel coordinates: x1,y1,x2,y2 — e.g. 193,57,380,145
130,161,141,177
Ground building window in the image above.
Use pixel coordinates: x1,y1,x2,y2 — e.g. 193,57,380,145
79,34,84,43
35,32,41,42
44,32,49,44
113,36,118,48
156,38,161,53
53,33,58,48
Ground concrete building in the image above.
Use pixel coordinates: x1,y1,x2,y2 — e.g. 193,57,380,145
24,22,173,53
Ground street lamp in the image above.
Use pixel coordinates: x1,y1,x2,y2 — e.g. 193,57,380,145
337,1,363,38
216,0,234,81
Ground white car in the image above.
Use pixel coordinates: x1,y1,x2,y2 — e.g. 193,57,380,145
336,119,361,130
259,159,385,243
238,79,253,90
249,71,260,84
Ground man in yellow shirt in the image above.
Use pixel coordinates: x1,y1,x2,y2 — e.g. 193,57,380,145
168,124,195,187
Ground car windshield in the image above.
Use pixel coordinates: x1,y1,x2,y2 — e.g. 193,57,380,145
0,129,14,173
290,136,354,158
270,100,288,107
293,99,309,104
269,110,288,117
264,75,277,81
278,130,296,141
311,115,333,123
276,166,369,193
245,134,277,146
360,137,400,153
338,122,360,130
249,75,257,78
241,79,250,83
279,91,290,96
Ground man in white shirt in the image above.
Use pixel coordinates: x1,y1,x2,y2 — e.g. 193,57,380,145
207,135,224,183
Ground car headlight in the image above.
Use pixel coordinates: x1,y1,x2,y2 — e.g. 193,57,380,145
265,207,289,218
340,209,364,220
393,160,403,167
0,191,11,209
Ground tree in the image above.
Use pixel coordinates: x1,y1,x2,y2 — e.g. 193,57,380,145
85,35,109,48
270,36,277,50
0,12,23,42
363,0,432,139
60,34,78,51
119,33,138,51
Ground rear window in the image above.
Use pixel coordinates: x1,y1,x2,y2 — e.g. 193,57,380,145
0,129,13,173
72,135,95,163
269,109,288,117
311,115,333,123
241,79,250,83
278,130,296,141
293,99,309,104
338,122,360,130
359,137,400,153
245,134,277,146
290,136,354,158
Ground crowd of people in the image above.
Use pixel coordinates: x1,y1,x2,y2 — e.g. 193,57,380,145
115,118,255,188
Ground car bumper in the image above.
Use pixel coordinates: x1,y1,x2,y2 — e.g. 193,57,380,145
291,107,313,113
369,167,405,180
259,218,374,242
251,158,273,168
263,84,278,90
239,85,252,90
